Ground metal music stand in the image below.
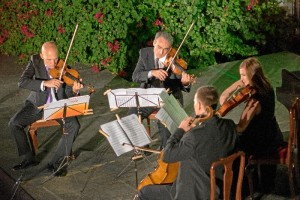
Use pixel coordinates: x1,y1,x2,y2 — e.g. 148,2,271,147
41,95,92,183
99,114,158,189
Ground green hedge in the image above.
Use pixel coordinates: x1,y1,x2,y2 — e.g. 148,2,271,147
0,0,297,76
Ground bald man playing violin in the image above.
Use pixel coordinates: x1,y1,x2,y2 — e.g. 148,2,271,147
129,31,192,150
9,41,83,176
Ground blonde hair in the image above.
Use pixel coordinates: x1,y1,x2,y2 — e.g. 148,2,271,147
239,57,271,93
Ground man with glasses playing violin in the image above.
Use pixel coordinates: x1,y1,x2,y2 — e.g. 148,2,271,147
129,31,192,150
8,41,83,176
136,86,238,200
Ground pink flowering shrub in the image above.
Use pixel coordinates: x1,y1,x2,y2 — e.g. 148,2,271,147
0,0,296,75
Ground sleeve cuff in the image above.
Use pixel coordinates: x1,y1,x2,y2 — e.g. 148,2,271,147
41,81,45,91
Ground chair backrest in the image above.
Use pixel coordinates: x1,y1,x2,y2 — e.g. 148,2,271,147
288,98,300,184
287,98,299,164
210,151,245,200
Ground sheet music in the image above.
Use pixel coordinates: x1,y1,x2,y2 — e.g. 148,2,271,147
100,114,151,156
107,88,165,110
155,93,188,134
43,95,90,120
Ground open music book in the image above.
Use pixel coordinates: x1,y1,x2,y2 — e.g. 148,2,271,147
105,88,166,110
100,114,151,156
155,91,188,134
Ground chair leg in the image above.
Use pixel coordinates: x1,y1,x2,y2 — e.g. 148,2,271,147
257,164,263,192
28,128,38,155
245,164,255,199
146,118,151,137
288,165,296,200
293,152,300,194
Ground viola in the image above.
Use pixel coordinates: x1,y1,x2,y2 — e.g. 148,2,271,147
216,85,256,117
49,59,95,95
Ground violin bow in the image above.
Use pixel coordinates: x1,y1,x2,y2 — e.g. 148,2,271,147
58,23,79,81
166,21,195,72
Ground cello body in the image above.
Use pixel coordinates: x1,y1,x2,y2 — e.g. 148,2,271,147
137,151,179,191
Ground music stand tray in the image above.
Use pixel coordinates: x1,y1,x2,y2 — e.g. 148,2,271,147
43,95,92,121
104,88,166,111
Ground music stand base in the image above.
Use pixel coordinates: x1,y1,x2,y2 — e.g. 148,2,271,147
116,150,152,189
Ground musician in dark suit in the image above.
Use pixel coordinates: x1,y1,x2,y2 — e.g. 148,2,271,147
129,31,192,149
136,86,238,200
8,41,83,176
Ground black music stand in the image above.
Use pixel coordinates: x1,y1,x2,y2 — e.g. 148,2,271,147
41,95,92,183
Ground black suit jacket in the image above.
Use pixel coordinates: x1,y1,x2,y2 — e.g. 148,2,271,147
132,47,190,103
18,54,75,107
163,116,237,200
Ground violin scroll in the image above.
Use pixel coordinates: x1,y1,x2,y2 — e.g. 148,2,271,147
190,106,214,126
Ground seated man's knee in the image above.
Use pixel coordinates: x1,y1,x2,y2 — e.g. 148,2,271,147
8,116,21,130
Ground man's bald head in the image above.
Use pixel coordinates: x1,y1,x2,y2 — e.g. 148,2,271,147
40,41,59,69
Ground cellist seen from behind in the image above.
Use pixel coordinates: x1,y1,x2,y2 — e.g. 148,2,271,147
136,86,238,200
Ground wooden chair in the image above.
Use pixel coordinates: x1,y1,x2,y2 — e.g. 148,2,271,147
245,97,300,199
28,119,60,154
145,110,158,137
210,151,246,200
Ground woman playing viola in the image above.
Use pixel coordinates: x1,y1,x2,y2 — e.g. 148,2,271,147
220,57,284,194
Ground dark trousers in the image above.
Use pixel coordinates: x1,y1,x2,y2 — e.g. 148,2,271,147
136,184,175,200
128,107,171,148
8,101,80,165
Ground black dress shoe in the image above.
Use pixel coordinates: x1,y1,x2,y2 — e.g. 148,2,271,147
54,167,67,177
12,160,38,171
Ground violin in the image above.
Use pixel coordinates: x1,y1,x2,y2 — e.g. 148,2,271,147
49,59,80,86
163,21,195,77
49,59,95,95
216,85,256,117
50,24,95,95
163,48,187,76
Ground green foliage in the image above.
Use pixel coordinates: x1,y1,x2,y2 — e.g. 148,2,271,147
0,0,297,76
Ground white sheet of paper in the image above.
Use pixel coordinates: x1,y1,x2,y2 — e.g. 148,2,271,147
107,88,165,110
43,95,90,120
100,114,151,156
155,92,188,134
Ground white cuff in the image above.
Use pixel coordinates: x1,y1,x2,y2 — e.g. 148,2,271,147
41,81,46,91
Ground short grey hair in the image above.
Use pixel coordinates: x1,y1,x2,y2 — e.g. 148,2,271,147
154,31,173,46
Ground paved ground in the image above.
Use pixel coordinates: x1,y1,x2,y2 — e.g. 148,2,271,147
0,52,299,200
